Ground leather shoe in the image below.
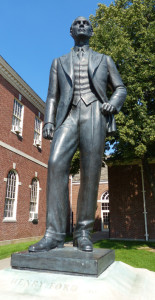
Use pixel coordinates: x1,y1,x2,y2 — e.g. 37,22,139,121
73,236,93,252
28,235,64,252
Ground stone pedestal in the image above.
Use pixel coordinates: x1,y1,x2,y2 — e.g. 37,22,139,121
0,261,155,299
11,247,115,277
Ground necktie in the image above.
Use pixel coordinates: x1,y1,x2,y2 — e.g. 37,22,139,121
77,48,84,60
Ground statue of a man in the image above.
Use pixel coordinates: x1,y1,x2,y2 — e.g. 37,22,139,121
29,16,127,253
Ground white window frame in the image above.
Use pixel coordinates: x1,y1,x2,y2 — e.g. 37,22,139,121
11,98,24,136
33,116,42,149
29,178,39,221
101,191,110,231
3,170,19,221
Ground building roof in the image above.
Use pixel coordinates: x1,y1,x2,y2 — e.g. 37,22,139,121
0,55,45,114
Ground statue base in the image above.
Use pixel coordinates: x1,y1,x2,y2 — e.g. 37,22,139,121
11,246,115,277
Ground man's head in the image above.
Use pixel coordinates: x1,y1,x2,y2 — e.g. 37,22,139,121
70,16,93,41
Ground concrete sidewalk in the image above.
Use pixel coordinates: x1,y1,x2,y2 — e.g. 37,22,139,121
0,231,109,270
0,257,10,270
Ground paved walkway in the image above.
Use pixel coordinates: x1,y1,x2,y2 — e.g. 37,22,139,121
0,257,10,270
92,231,109,242
0,231,109,270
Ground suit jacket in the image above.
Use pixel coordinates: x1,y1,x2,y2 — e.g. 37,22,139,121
44,48,127,133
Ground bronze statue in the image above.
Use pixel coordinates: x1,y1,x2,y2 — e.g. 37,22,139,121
29,16,127,253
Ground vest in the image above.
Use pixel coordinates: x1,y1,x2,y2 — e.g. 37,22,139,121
72,51,97,106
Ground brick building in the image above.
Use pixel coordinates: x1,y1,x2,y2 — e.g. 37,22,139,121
0,56,110,244
71,166,109,234
0,56,50,243
108,161,155,241
2,56,153,244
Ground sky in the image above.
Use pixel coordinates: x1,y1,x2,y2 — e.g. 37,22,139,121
1,0,112,101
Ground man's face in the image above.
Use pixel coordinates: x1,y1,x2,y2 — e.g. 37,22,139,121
70,17,93,40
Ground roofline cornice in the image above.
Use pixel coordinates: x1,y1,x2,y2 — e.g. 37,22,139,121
0,55,45,114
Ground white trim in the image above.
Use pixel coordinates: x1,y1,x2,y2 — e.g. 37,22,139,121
12,98,24,137
101,191,109,232
3,170,19,221
72,182,80,185
29,178,39,221
0,56,45,114
72,181,108,185
3,219,17,223
0,141,48,168
33,116,42,149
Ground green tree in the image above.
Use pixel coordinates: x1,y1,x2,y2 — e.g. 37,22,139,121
89,0,155,197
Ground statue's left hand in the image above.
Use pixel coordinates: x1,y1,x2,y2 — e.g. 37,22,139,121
101,103,116,115
43,123,55,140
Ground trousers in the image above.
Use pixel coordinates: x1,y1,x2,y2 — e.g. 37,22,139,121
46,99,106,241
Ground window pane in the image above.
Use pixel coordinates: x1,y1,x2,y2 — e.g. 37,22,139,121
103,212,109,228
29,178,39,219
34,117,42,146
12,99,23,130
4,170,17,218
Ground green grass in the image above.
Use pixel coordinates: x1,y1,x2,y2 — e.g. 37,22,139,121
1,238,155,272
94,240,155,272
0,240,39,260
0,235,73,260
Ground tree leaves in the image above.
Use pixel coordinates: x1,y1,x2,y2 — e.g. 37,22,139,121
90,0,155,160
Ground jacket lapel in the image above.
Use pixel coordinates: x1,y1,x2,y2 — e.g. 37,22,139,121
59,49,103,83
59,51,74,85
89,48,103,78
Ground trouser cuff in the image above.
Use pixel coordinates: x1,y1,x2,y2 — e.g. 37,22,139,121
73,230,91,240
45,229,66,241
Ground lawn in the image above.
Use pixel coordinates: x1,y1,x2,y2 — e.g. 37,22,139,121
0,240,39,260
0,235,72,260
94,240,155,272
0,239,155,272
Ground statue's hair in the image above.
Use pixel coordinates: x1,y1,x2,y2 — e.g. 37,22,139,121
70,16,93,34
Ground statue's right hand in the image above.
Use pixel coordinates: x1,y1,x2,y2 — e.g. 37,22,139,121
43,123,55,140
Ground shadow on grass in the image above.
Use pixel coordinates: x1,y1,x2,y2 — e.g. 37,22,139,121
94,239,155,250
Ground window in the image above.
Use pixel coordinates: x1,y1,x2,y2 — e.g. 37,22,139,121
4,170,18,220
12,98,24,135
29,178,39,220
102,202,109,210
101,191,110,230
34,117,42,148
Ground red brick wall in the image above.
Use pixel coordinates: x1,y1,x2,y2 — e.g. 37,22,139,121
71,183,79,229
71,181,108,232
108,164,155,240
94,183,108,231
0,74,50,241
0,147,47,241
0,75,50,163
0,74,111,241
144,164,155,240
